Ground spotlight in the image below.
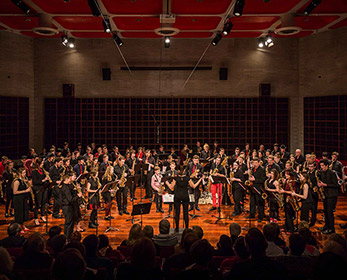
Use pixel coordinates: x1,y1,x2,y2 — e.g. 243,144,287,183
68,38,75,48
61,35,68,46
222,21,233,36
264,35,274,47
164,36,171,48
112,33,123,47
102,18,111,33
258,38,265,48
211,32,222,46
11,0,31,14
304,0,322,15
233,0,245,17
88,0,101,17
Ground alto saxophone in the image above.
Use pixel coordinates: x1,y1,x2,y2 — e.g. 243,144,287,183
265,179,283,207
43,169,52,183
286,180,300,211
221,156,228,168
313,171,325,200
118,168,127,188
190,168,200,178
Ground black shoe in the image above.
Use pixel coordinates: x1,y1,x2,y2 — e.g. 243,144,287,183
156,209,160,213
119,211,123,216
104,216,111,221
257,218,263,222
339,223,347,229
46,210,52,214
53,214,63,219
123,210,130,215
142,196,147,199
188,207,194,212
5,213,9,218
195,206,200,211
322,229,335,234
149,198,153,202
160,209,164,213
89,223,97,229
110,216,115,219
133,197,137,200
209,207,217,211
231,212,239,217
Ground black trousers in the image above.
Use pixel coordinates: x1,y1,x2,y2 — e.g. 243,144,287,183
174,200,189,230
129,180,136,199
116,187,128,211
323,196,338,231
222,184,232,205
310,194,319,225
188,185,201,208
250,192,265,219
154,191,163,210
5,190,13,213
284,202,296,233
145,171,154,198
33,187,47,219
269,196,279,220
301,201,313,223
62,205,74,239
52,187,62,216
233,187,244,215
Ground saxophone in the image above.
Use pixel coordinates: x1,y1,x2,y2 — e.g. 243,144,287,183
265,178,283,207
207,168,218,190
245,169,253,187
131,158,136,176
118,168,127,188
286,180,300,211
190,168,200,178
43,169,52,183
24,177,35,204
313,171,325,200
221,156,228,168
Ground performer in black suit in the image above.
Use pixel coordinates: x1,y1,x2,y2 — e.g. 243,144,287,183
184,155,203,211
230,161,245,216
164,161,178,214
143,150,155,200
50,158,63,219
87,171,101,228
125,150,138,201
114,156,129,215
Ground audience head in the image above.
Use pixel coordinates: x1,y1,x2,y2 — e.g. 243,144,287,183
48,226,62,239
70,231,82,242
98,234,109,250
263,223,277,242
323,237,347,261
47,234,67,257
52,248,86,280
0,247,13,275
233,236,250,259
131,238,156,269
128,224,144,246
245,228,267,258
143,225,154,239
24,232,45,254
64,241,86,259
83,234,99,257
159,219,171,235
190,239,213,266
289,233,306,256
313,252,347,280
217,234,233,254
191,225,204,240
7,223,21,237
182,232,199,253
229,223,241,241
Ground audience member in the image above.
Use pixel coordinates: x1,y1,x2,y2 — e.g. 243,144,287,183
0,223,26,248
312,252,347,280
70,231,82,242
214,235,234,256
0,247,13,279
229,223,241,244
298,227,320,257
97,234,125,265
191,225,204,240
263,223,284,257
152,219,178,247
271,222,287,254
120,223,143,246
48,226,62,240
47,234,67,258
143,225,154,239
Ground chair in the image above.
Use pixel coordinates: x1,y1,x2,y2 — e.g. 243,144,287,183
157,245,175,259
117,246,132,260
6,247,24,260
219,256,240,273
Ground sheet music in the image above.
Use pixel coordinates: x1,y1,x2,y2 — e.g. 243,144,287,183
189,194,195,203
163,193,174,203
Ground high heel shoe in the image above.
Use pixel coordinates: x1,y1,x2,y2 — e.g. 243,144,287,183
40,216,47,223
34,219,40,226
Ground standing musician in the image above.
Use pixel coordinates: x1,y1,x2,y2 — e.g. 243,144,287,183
101,166,116,220
318,159,339,234
242,143,251,160
231,147,241,164
60,173,83,239
330,152,343,179
208,156,226,211
125,150,138,201
280,145,289,165
184,155,203,212
43,153,54,172
279,170,298,234
167,170,204,232
87,171,101,228
292,172,314,225
50,158,63,219
307,162,320,227
31,158,49,226
247,158,267,222
192,141,202,155
70,172,85,232
230,161,245,217
271,143,280,156
143,150,155,200
114,156,129,216
63,158,73,174
200,144,211,161
12,168,31,233
86,154,95,172
165,161,179,214
274,154,284,171
265,155,281,177
151,166,164,213
99,155,111,173
264,169,282,223
2,161,15,217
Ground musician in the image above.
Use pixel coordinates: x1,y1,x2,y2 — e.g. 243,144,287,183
113,156,129,216
99,155,111,173
31,158,49,225
212,141,220,155
209,156,226,211
76,142,84,156
165,161,179,214
231,147,241,163
298,154,311,173
83,146,93,160
151,166,164,213
307,163,320,227
279,170,297,234
158,145,166,155
258,150,265,166
292,172,314,225
70,172,84,232
101,166,116,220
111,146,121,163
259,144,265,156
12,168,31,232
184,155,203,211
289,154,299,171
73,156,87,177
180,144,191,166
136,146,144,161
2,161,15,217
318,159,339,234
143,150,155,200
63,158,73,174
242,143,251,160
264,169,282,223
200,144,211,161
230,161,245,217
279,145,289,165
167,170,204,232
0,156,8,204
98,145,110,164
236,155,247,175
330,152,343,179
60,173,83,239
50,157,63,219
61,141,70,157
126,151,138,201
43,153,54,171
271,143,279,156
87,171,101,228
294,149,305,166
265,155,281,177
274,154,284,171
192,141,202,155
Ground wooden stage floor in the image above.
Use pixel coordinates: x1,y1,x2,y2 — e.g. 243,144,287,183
0,188,346,250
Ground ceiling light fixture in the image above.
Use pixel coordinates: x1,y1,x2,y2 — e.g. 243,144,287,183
61,35,68,46
112,33,123,47
222,20,233,36
211,32,222,46
102,18,111,33
304,0,322,15
233,0,245,17
88,0,101,17
11,0,31,14
68,38,75,48
164,36,171,48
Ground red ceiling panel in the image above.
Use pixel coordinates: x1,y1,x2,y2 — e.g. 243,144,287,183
54,16,103,30
102,0,162,15
71,32,113,38
173,32,213,38
173,16,221,30
243,0,302,14
171,0,232,15
0,0,35,14
295,16,340,29
329,18,347,29
120,32,162,38
0,25,6,30
113,16,160,30
30,0,91,14
231,16,280,30
272,30,314,38
297,0,347,14
20,31,62,38
0,16,39,29
224,31,262,38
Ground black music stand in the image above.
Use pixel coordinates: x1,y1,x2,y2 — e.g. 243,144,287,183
131,202,152,228
126,174,141,224
161,176,174,219
39,182,54,234
158,154,169,166
135,163,149,203
211,175,232,224
102,181,119,233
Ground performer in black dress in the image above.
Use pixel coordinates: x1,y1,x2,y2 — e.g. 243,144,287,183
167,171,204,232
101,166,116,220
184,155,203,211
292,172,313,224
12,168,31,232
264,169,282,223
87,171,101,228
2,161,15,217
230,161,245,216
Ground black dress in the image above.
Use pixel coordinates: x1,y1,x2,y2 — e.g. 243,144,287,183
31,168,47,218
266,179,279,220
13,179,29,224
88,177,100,225
173,175,190,230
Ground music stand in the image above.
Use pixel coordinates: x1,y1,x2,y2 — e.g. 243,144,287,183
101,181,120,233
39,182,54,234
158,154,169,166
135,163,149,202
126,175,141,224
189,177,202,220
131,202,152,228
211,175,232,224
